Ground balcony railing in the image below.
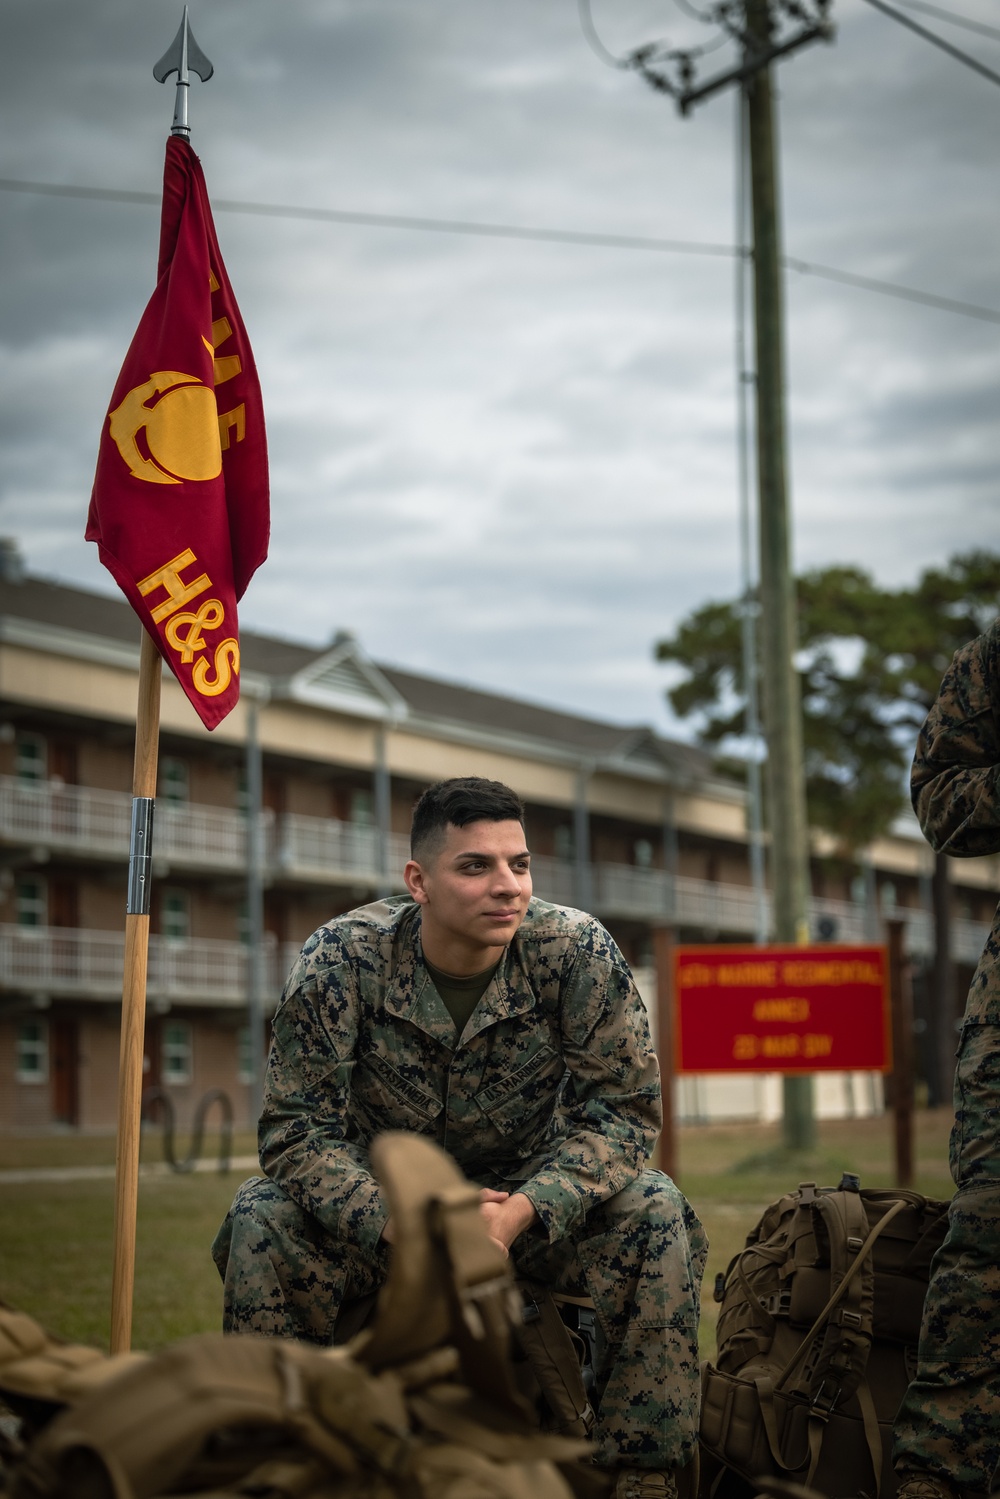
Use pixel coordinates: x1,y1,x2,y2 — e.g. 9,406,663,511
0,775,259,873
0,924,278,1007
526,853,578,907
276,815,408,887
0,777,132,860
1,779,991,964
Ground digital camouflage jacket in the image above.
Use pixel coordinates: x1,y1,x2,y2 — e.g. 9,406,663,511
259,896,662,1257
911,618,1000,1025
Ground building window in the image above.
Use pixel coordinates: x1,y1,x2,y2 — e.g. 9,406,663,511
16,1020,48,1083
553,825,574,861
160,758,189,806
162,1021,193,1085
350,788,374,825
236,768,250,816
237,1024,255,1084
634,838,654,868
16,876,46,928
15,733,46,783
880,881,898,913
162,889,190,942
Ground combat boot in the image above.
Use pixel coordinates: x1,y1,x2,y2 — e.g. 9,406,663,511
895,1475,960,1499
608,1468,679,1499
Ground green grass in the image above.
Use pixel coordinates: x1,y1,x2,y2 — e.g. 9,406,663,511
0,1111,955,1356
0,1173,244,1349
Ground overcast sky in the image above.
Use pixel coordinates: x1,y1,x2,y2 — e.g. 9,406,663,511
1,0,997,737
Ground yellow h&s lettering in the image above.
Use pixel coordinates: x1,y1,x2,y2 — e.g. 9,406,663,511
137,549,212,623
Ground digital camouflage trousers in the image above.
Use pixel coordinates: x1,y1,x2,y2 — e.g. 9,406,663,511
894,1021,1000,1492
212,1166,707,1471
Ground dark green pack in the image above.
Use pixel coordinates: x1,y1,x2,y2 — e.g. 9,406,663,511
700,1179,950,1499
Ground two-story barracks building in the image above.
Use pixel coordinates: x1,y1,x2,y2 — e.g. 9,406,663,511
0,545,996,1134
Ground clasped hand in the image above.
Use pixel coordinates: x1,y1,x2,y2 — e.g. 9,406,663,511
382,1186,537,1257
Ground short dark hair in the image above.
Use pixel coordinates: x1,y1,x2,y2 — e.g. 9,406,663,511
410,776,525,860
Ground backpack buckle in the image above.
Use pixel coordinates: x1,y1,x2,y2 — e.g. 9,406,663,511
759,1288,792,1317
458,1272,516,1340
810,1380,841,1417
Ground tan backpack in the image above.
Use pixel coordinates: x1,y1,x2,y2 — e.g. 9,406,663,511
700,1178,950,1499
0,1133,587,1499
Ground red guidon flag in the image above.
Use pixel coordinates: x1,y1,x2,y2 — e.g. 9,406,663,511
87,135,269,729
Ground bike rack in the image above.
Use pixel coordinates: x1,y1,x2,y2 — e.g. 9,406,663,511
141,1086,234,1174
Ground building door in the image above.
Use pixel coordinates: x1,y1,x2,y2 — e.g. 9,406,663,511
50,1018,79,1126
49,879,79,929
49,741,78,785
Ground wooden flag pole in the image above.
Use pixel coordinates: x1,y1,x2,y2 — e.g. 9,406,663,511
110,629,161,1354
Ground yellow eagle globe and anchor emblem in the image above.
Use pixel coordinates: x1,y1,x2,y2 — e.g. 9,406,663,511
108,369,223,485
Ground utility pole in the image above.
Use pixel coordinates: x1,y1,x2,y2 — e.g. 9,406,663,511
743,0,815,1148
604,0,833,1149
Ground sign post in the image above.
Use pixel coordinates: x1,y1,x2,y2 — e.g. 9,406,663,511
887,919,914,1186
653,926,677,1181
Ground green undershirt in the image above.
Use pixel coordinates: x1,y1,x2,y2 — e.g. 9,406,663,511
424,954,501,1037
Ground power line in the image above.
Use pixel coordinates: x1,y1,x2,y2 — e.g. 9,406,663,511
1,173,998,325
576,0,731,83
783,254,1000,324
674,0,718,25
576,0,630,68
0,174,734,259
859,0,1000,85
891,0,1000,43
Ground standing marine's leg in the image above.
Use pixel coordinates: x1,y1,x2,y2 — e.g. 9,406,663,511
894,1020,1000,1495
211,1175,389,1344
516,1169,707,1472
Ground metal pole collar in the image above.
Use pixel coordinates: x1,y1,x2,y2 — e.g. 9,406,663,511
126,797,156,916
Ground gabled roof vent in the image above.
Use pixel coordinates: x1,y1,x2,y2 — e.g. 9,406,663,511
284,633,408,721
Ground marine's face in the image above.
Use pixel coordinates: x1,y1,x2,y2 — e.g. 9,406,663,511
405,818,532,961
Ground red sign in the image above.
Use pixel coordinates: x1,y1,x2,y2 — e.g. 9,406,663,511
673,944,890,1074
87,136,269,730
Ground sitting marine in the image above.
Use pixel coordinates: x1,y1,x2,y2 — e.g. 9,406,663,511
213,775,706,1499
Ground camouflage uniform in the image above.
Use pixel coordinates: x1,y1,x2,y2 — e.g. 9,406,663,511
894,620,1000,1493
213,895,706,1469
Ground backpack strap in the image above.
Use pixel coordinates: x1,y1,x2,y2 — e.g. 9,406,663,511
856,1370,884,1497
359,1132,529,1421
800,1188,874,1403
771,1199,907,1496
775,1197,907,1394
752,1376,808,1475
513,1280,595,1438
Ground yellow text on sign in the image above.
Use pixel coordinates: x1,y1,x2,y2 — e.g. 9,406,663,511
732,1032,834,1062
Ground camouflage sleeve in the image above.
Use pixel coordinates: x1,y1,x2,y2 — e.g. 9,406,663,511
518,921,662,1244
257,930,388,1255
911,619,1000,858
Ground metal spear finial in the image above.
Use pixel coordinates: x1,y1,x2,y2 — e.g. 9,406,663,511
153,6,214,139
